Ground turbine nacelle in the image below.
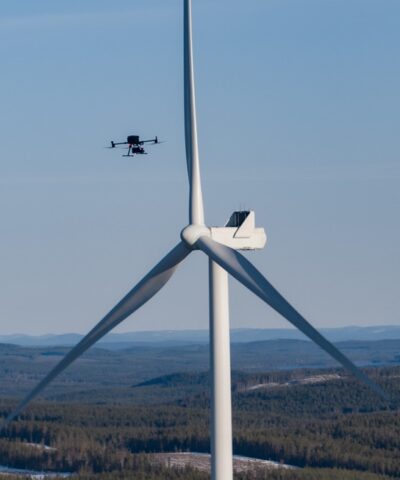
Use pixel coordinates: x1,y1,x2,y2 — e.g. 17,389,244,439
181,210,267,251
210,210,266,251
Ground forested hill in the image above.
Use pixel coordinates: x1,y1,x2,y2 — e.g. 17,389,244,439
1,338,400,400
1,339,400,479
1,366,399,479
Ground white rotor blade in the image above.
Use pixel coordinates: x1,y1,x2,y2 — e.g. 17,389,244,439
184,0,204,225
197,236,387,399
3,241,191,427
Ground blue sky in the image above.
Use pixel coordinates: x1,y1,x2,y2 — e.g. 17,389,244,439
0,0,399,334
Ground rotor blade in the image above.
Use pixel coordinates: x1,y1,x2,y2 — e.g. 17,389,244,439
197,236,387,399
183,0,204,225
3,241,191,427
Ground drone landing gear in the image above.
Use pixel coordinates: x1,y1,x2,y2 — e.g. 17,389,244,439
122,145,147,157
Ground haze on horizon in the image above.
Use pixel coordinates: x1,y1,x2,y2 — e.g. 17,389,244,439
0,0,399,335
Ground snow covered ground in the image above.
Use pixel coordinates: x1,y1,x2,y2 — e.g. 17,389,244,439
153,451,297,473
245,373,342,391
0,464,70,479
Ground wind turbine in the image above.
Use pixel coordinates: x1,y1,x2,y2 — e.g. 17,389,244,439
4,1,386,479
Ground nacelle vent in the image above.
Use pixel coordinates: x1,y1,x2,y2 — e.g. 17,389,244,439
225,211,251,227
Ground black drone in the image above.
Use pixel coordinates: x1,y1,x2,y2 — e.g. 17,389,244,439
109,134,160,157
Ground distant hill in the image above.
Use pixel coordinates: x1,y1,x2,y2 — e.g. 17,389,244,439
1,338,400,403
1,325,400,349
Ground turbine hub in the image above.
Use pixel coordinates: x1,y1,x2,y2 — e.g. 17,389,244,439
181,224,210,248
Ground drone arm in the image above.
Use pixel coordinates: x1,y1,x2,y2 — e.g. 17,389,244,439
196,236,387,400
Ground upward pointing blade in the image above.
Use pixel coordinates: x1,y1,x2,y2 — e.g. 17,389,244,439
184,0,204,225
3,241,191,428
197,236,387,400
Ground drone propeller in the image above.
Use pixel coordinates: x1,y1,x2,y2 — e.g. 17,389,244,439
151,137,166,145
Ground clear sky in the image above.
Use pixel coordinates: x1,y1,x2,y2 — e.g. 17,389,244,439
0,0,399,335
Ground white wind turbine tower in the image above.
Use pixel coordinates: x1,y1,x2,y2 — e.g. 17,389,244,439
4,1,387,479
